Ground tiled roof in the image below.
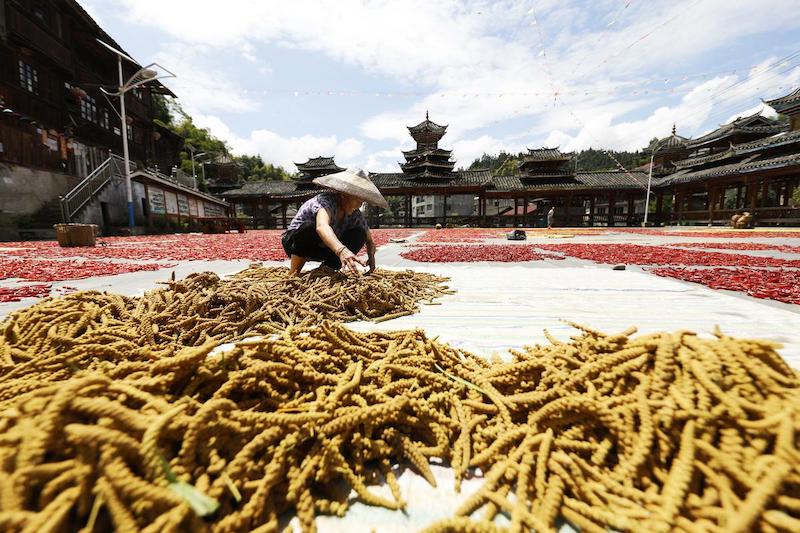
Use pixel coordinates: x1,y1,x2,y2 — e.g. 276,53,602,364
491,171,649,192
672,148,736,169
489,175,524,191
222,181,297,197
657,152,800,187
765,87,800,114
522,178,583,190
400,157,456,170
369,170,491,189
402,148,453,157
519,168,575,178
294,156,343,170
671,130,800,170
408,113,447,134
733,129,800,154
522,147,574,161
576,171,649,188
686,113,787,148
652,133,689,152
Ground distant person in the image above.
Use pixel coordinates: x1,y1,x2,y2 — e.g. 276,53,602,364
547,206,555,229
282,167,388,274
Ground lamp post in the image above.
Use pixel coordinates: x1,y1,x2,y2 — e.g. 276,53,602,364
97,39,175,231
644,136,670,226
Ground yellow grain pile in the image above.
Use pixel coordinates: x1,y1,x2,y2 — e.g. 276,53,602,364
0,266,452,370
423,325,800,533
0,307,798,532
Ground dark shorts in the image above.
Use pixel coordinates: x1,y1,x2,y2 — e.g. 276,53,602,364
282,220,367,270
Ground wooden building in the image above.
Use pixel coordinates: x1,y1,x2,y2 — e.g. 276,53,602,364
0,0,180,177
0,0,232,237
204,153,243,195
222,114,651,229
294,156,343,190
652,101,800,226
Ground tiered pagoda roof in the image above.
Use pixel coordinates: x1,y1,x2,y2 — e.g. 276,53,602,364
652,125,690,153
517,147,575,180
294,156,344,181
685,113,787,150
400,112,456,179
765,87,800,116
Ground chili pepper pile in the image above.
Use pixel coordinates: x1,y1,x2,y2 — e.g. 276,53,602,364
0,258,172,282
1,229,416,264
0,232,288,262
416,229,503,243
368,229,420,246
670,242,800,254
0,284,52,303
651,267,800,305
610,228,800,238
401,244,564,263
537,244,800,267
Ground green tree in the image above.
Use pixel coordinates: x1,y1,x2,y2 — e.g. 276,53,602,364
154,102,297,190
151,93,174,125
235,154,296,182
167,107,232,191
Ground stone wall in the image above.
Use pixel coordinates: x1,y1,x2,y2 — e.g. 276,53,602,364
0,162,78,216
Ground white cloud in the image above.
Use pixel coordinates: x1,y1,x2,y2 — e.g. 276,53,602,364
451,135,524,168
153,43,259,115
79,0,104,27
109,0,800,161
193,114,363,171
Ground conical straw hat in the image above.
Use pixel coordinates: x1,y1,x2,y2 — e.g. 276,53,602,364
313,167,389,209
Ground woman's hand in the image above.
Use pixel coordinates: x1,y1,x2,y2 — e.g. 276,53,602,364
338,247,367,274
366,242,376,273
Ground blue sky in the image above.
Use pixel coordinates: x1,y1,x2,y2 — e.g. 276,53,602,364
81,0,800,172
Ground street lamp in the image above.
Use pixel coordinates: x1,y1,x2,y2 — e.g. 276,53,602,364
97,39,175,231
643,136,670,226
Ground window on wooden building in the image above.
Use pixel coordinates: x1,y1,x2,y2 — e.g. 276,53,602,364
32,2,48,23
80,95,98,123
100,109,110,130
18,61,39,94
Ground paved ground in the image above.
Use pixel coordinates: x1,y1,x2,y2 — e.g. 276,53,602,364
3,227,799,366
2,227,800,531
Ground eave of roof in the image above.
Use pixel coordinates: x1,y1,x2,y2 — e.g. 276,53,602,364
657,152,800,187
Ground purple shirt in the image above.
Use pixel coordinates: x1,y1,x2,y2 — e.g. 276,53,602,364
286,192,367,236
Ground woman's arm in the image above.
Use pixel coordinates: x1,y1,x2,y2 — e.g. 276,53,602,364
316,208,366,273
365,228,376,273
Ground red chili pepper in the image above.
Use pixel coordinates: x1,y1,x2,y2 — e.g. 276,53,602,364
612,228,800,239
0,229,420,263
0,258,171,282
536,244,800,268
650,267,800,305
401,244,564,263
670,242,800,253
416,229,504,243
0,284,52,302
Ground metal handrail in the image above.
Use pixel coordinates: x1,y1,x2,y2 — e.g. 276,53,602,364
60,155,137,222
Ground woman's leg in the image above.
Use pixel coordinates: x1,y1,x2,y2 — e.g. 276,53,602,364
289,254,308,274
